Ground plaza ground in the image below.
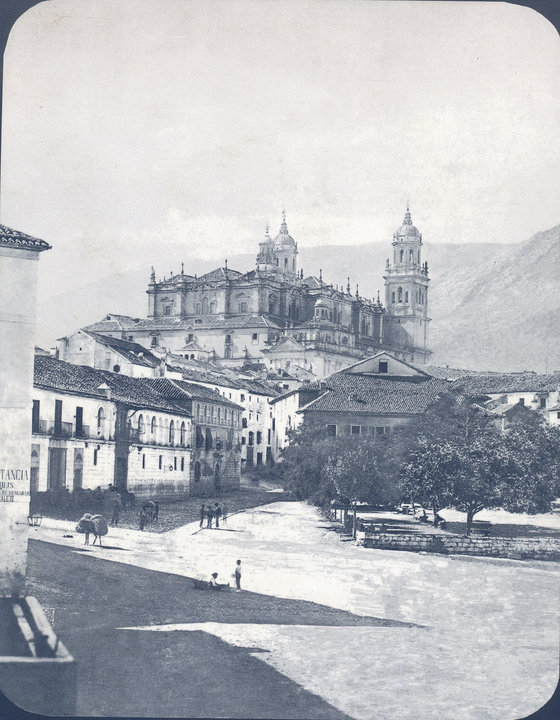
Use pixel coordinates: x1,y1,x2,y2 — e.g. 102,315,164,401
33,481,285,533
11,500,560,719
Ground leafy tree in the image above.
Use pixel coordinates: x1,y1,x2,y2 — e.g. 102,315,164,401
498,421,560,514
279,420,338,504
280,422,403,529
402,438,457,519
402,393,560,532
325,436,401,537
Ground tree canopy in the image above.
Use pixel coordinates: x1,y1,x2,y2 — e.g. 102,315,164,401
279,392,560,534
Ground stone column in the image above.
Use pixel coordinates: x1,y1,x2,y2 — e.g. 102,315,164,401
0,227,50,597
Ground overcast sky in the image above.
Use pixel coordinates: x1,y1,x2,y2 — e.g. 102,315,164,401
1,0,559,298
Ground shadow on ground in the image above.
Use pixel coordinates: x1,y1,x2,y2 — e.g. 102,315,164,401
19,539,419,718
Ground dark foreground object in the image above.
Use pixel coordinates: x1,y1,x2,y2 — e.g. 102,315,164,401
0,596,75,715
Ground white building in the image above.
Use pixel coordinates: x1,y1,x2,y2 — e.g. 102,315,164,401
57,329,163,378
32,355,194,498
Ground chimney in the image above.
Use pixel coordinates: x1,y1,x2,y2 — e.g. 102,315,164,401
97,383,111,400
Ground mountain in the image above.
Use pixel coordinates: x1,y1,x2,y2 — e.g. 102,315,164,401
36,225,560,373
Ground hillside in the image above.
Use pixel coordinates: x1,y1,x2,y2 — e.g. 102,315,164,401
36,225,560,373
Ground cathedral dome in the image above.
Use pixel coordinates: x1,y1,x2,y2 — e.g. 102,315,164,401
395,208,421,239
273,212,296,248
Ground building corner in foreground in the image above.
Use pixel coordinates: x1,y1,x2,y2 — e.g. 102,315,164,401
0,225,76,715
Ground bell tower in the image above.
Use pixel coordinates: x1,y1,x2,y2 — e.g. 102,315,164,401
272,211,298,278
384,207,431,362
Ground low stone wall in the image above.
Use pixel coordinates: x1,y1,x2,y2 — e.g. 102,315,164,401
358,531,560,561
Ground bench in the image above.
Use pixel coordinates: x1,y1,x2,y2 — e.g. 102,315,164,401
471,520,492,536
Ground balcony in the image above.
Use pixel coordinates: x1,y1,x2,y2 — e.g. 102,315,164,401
33,420,73,438
74,425,90,439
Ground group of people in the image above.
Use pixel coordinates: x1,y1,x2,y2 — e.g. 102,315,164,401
200,502,227,529
139,501,160,530
210,559,242,591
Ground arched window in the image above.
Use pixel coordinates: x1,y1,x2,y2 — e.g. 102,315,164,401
138,414,144,437
292,259,295,270
398,287,403,303
97,408,105,435
151,416,156,435
180,421,186,446
268,295,277,314
284,258,288,268
399,249,404,262
392,291,395,303
248,431,254,446
169,420,175,445
201,297,209,314
405,291,409,303
409,249,414,262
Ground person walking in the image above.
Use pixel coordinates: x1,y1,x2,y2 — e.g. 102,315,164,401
214,503,222,529
206,505,214,529
233,559,242,591
110,492,122,526
199,504,206,528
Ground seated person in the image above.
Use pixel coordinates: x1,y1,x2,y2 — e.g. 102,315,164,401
209,572,229,590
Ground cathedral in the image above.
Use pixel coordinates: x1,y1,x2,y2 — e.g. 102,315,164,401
85,208,431,378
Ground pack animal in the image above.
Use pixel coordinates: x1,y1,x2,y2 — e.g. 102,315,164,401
75,513,109,546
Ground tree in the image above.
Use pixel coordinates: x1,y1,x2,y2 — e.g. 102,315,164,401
279,420,338,504
402,393,560,533
325,435,402,537
280,423,403,529
498,421,560,514
402,438,457,519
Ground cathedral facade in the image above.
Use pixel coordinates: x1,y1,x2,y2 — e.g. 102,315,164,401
86,209,431,378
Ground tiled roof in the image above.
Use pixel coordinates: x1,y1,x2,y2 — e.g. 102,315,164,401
453,372,560,396
86,332,161,368
240,379,279,397
146,378,242,409
197,267,243,283
34,356,190,414
300,373,452,416
0,224,51,252
96,314,283,332
175,380,243,408
82,314,141,333
423,365,499,380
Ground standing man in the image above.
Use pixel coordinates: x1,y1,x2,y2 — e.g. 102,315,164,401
206,504,214,529
110,492,122,526
233,559,242,591
199,504,206,529
214,502,222,529
222,503,228,525
153,501,160,523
